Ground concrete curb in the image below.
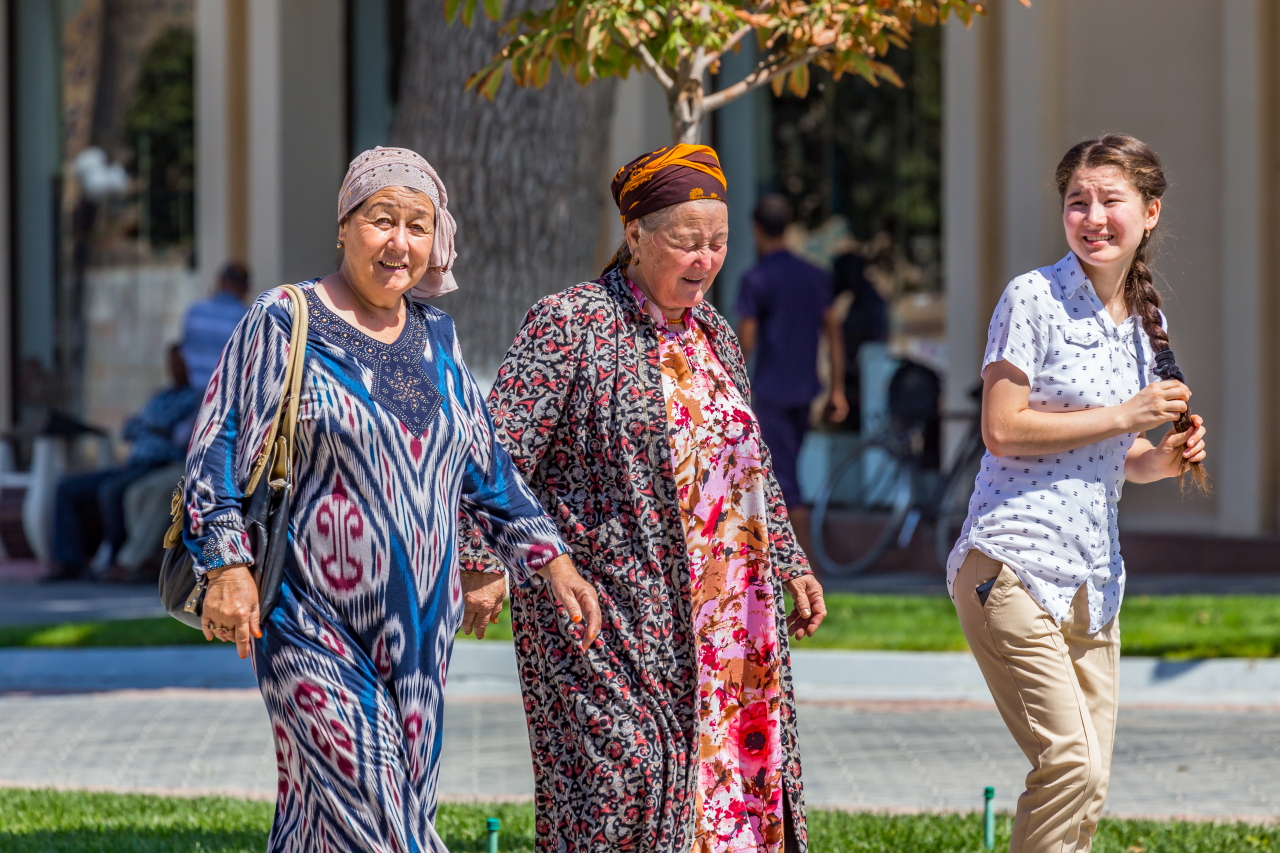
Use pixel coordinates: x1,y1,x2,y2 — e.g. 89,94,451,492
3,644,1280,706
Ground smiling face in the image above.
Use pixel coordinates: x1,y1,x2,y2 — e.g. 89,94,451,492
338,186,435,306
627,200,728,319
1062,165,1160,273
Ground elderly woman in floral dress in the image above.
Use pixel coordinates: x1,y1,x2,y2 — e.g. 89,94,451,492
460,145,826,853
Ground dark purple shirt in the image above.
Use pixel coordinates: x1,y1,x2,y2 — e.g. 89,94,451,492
735,250,832,406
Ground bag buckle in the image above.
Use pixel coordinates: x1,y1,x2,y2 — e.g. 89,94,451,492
183,574,208,615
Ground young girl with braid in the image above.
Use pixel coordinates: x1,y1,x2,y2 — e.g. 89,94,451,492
946,134,1208,853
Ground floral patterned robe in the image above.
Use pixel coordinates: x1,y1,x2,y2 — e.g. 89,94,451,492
459,268,811,852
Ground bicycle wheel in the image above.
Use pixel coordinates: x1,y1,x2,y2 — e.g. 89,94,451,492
810,438,913,576
934,439,984,570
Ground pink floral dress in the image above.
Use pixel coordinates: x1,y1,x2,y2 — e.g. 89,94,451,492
629,280,785,853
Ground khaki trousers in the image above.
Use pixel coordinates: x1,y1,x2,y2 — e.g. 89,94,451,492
954,550,1120,853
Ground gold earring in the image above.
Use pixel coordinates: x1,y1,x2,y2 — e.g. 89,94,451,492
336,240,344,249
1143,230,1149,240
631,254,639,265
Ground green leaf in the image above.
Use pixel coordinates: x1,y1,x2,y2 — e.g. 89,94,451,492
483,0,503,22
482,68,504,100
460,0,477,28
533,56,553,88
788,63,809,98
444,0,463,24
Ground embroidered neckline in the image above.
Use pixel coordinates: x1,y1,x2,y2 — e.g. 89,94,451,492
304,284,420,359
304,284,444,435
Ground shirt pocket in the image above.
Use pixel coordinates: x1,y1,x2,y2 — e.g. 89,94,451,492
1062,325,1102,349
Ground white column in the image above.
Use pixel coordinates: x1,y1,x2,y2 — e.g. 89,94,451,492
1000,0,1045,282
1218,0,1267,535
247,0,283,294
194,0,229,291
942,14,984,443
0,1,10,430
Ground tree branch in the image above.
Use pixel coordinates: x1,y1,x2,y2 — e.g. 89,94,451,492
632,41,676,91
701,45,822,113
694,24,753,78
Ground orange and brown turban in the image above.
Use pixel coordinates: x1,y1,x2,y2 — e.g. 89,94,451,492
611,144,727,224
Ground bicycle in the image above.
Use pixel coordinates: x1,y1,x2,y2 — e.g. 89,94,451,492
809,383,986,576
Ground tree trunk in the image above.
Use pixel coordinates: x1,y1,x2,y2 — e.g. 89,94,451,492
670,78,706,144
393,0,617,382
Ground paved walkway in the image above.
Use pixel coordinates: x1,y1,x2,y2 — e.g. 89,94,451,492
2,644,1280,820
1,690,1277,819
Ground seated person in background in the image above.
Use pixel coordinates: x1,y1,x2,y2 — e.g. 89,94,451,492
735,194,847,543
181,261,250,393
47,346,200,582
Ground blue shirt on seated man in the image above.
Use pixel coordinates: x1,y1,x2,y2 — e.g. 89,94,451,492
47,345,200,582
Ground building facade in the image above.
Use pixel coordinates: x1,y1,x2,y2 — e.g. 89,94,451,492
5,0,1275,541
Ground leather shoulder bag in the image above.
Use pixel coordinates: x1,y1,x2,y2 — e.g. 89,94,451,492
158,284,310,629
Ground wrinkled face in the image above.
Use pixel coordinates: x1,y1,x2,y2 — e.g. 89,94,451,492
1062,165,1160,271
629,201,728,313
338,186,435,302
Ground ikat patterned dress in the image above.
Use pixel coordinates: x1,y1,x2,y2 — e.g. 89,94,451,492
184,283,567,853
634,282,786,853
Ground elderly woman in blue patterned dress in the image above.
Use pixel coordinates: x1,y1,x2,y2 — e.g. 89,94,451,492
184,146,601,852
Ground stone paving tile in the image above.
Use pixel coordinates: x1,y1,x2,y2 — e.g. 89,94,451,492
1,692,1277,820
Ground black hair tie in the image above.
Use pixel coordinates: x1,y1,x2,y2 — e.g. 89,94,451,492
1152,349,1185,384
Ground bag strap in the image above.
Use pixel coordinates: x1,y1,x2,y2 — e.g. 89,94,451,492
245,284,310,497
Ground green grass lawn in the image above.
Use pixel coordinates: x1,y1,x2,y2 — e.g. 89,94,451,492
0,788,1276,852
3,594,1279,659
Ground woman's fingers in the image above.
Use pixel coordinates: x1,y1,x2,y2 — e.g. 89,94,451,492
783,576,828,639
250,603,262,641
558,579,584,627
577,582,602,645
789,581,812,621
804,582,827,636
234,619,253,659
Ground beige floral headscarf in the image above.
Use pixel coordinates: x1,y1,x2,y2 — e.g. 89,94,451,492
338,146,458,298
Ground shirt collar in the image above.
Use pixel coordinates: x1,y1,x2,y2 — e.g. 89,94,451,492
625,276,693,335
1053,251,1091,299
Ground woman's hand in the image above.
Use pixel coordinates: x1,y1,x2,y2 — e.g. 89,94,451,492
459,570,506,639
201,565,261,659
1120,380,1191,433
1152,414,1207,476
784,574,827,640
538,554,602,650
1124,415,1207,483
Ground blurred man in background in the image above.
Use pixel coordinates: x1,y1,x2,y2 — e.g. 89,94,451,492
47,346,199,581
181,262,250,392
736,194,847,547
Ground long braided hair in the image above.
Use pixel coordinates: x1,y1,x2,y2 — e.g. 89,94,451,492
1054,134,1208,493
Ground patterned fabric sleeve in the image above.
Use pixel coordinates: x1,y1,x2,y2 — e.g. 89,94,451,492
454,325,570,584
458,292,581,575
183,290,292,576
982,275,1050,384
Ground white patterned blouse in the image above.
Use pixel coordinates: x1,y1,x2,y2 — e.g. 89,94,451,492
946,251,1164,633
